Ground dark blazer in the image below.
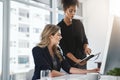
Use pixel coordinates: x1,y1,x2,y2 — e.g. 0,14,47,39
32,46,71,80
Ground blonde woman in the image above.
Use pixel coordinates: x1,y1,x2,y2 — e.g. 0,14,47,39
32,24,99,80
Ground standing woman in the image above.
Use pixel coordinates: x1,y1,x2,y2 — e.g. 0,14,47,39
57,0,91,69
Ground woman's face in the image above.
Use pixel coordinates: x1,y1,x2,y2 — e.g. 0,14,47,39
64,5,77,20
50,30,62,45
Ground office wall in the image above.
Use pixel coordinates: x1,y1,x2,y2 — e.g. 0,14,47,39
84,0,109,69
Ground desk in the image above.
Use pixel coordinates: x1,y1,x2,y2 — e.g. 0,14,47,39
52,74,86,80
39,74,120,80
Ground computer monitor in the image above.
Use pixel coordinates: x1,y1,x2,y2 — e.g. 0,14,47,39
100,16,120,74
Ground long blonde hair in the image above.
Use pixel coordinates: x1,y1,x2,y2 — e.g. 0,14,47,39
38,24,63,61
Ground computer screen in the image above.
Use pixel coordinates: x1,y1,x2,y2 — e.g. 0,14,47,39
100,16,120,74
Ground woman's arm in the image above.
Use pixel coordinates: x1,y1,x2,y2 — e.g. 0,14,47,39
66,52,81,63
66,52,87,66
83,44,91,55
69,67,99,74
50,70,65,77
50,68,99,77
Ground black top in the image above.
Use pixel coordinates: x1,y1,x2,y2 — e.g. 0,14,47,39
57,19,88,67
32,46,71,80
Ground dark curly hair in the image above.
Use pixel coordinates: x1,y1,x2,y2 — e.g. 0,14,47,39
61,0,79,11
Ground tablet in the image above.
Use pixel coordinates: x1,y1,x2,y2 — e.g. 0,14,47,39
80,52,101,63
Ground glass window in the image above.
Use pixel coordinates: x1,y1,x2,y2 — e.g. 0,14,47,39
57,13,64,23
19,0,52,8
10,1,51,80
57,0,62,10
0,2,3,80
76,2,83,16
30,0,52,8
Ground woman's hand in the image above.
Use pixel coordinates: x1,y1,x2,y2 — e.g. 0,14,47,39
51,70,65,77
79,60,87,66
89,68,100,73
76,59,87,66
84,47,91,55
70,67,100,74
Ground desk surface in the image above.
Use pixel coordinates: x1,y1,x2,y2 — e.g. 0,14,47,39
53,74,86,80
39,74,120,80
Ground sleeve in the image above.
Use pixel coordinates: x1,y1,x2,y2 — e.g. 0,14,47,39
79,20,88,44
59,38,69,56
57,23,69,56
57,47,71,73
61,57,71,73
32,47,52,70
82,24,88,44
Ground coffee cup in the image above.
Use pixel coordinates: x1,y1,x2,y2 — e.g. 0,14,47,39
87,73,100,80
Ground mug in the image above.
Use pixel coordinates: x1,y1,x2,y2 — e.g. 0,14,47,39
87,73,100,80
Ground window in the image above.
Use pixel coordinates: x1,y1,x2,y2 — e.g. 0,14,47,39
57,0,62,10
0,2,3,80
76,2,83,16
18,23,29,33
19,8,29,18
18,40,29,48
30,0,52,8
57,13,64,23
18,55,29,64
10,1,51,80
